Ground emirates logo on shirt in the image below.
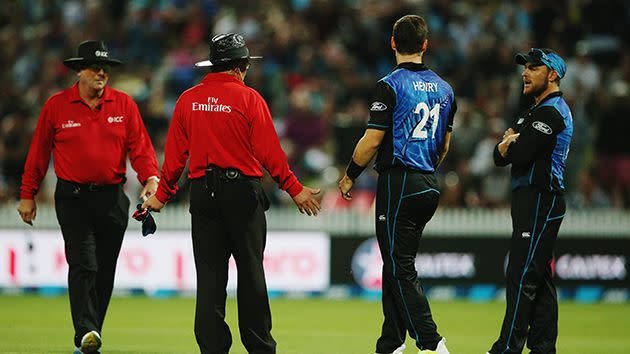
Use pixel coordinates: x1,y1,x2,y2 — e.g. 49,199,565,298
61,120,81,129
192,97,232,113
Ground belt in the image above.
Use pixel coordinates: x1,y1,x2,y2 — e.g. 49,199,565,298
204,166,260,181
199,166,259,198
58,178,120,192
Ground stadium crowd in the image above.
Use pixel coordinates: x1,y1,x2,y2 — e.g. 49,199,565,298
1,0,629,210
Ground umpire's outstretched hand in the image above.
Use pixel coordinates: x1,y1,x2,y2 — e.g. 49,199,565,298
292,186,321,216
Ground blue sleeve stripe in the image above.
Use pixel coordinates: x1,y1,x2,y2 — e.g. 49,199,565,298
402,188,440,199
368,123,389,129
547,213,565,221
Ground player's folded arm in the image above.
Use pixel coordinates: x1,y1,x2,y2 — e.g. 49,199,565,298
508,107,566,166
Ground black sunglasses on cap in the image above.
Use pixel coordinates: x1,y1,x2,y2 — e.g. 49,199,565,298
84,63,112,74
528,48,548,64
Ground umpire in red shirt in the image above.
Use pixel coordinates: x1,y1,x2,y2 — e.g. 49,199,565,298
18,40,159,354
142,33,321,354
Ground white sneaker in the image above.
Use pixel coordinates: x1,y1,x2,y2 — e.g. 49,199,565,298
419,337,449,354
376,343,406,354
80,330,101,353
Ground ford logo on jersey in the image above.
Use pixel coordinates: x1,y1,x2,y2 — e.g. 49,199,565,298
532,121,552,135
370,101,387,111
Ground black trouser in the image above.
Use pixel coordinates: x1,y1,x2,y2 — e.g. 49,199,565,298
54,179,129,347
189,170,275,354
490,187,566,354
374,168,442,353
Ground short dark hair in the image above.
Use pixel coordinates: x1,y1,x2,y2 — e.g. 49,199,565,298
393,15,428,55
210,58,250,73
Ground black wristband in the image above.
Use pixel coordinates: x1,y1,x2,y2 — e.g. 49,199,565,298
346,159,366,181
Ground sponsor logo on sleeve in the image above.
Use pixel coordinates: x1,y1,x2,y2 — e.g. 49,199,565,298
370,101,387,111
532,121,552,134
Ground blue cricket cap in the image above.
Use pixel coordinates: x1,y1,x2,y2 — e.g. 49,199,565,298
515,48,566,79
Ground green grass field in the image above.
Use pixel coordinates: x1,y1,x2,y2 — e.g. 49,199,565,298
0,295,628,354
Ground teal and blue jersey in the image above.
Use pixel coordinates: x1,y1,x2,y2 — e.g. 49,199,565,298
494,91,573,193
367,62,456,173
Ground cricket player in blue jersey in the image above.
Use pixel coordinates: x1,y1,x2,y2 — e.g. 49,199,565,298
339,15,455,354
487,48,573,354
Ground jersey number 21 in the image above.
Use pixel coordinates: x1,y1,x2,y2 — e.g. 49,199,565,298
411,102,440,139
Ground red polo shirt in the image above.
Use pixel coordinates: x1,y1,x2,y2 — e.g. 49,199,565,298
155,73,303,203
20,83,159,199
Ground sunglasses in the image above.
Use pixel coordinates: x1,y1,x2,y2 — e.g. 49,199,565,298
85,63,112,74
527,48,566,78
528,48,548,64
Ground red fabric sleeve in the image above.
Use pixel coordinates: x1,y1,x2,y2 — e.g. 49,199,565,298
155,98,190,203
249,93,303,198
125,97,159,183
20,101,55,199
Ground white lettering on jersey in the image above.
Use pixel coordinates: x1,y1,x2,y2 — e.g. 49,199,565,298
412,81,438,92
192,97,232,113
107,116,124,123
61,120,81,129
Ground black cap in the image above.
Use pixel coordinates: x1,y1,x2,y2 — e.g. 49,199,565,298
515,48,566,79
195,33,262,67
515,49,546,66
63,40,123,71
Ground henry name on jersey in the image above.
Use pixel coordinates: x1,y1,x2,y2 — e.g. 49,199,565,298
192,96,232,113
412,81,438,92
